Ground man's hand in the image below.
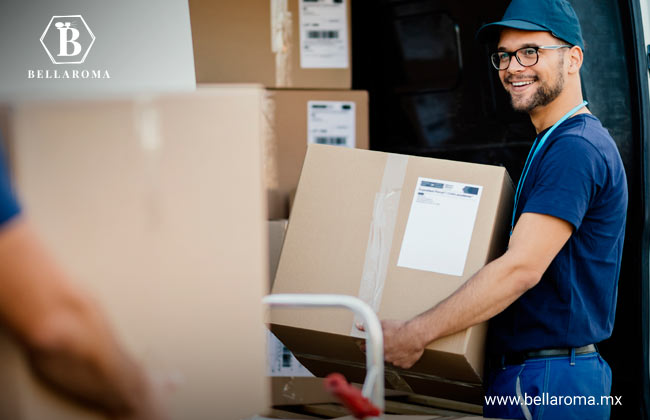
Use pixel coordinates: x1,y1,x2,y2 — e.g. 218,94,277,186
355,213,573,371
358,319,426,369
0,219,170,419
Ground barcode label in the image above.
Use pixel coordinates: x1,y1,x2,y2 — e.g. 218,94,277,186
267,331,313,377
315,136,348,145
281,346,292,367
299,0,349,68
308,30,339,39
307,101,356,148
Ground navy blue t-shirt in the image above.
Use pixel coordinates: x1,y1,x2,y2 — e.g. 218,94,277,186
488,114,628,354
0,133,21,226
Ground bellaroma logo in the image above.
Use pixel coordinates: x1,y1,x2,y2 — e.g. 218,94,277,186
28,15,110,79
40,15,94,64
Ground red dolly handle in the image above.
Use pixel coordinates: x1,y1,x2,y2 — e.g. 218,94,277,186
324,373,382,419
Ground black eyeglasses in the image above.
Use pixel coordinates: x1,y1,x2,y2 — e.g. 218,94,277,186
490,45,572,70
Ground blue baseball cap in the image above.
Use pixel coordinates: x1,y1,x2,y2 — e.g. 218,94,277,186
476,0,584,50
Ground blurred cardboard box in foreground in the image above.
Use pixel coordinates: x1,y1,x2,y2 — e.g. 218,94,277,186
0,87,269,419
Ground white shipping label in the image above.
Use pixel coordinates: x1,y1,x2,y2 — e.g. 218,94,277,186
307,101,356,147
299,0,349,68
397,178,483,276
266,331,313,377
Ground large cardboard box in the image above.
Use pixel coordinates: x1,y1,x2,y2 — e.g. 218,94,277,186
271,145,514,403
264,89,369,219
270,377,336,406
190,0,351,89
0,87,269,419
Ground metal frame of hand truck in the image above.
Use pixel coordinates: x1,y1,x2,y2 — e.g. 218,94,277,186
263,293,385,420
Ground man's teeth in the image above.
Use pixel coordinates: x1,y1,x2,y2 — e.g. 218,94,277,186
512,81,534,87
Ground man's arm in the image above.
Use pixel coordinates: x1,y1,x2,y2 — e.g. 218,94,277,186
0,217,163,419
370,212,573,369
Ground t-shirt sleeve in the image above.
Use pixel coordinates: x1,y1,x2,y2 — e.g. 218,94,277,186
0,134,21,226
522,136,604,230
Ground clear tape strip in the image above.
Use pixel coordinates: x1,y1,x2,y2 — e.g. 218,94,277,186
270,0,292,87
134,98,162,231
351,154,408,338
135,97,162,151
262,92,279,189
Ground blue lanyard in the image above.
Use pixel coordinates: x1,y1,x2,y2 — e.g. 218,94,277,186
510,100,588,235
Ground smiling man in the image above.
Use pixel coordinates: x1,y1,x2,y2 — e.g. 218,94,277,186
362,0,629,419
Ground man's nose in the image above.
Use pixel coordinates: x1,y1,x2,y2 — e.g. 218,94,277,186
506,54,525,72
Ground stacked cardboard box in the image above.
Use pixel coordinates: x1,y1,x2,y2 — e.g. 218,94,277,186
188,0,367,220
190,0,352,89
0,87,269,420
188,0,373,406
258,88,369,383
263,89,369,220
271,145,514,404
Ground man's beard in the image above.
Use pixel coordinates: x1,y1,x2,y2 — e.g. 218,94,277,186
507,59,565,113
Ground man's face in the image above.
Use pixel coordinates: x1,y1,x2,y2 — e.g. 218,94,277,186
497,29,568,113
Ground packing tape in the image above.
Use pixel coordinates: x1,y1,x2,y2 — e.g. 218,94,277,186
293,352,483,390
351,154,408,338
134,98,163,230
135,97,162,152
262,92,279,189
279,377,301,402
270,0,293,87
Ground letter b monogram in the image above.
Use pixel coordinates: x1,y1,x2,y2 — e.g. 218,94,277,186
41,15,95,64
55,22,82,57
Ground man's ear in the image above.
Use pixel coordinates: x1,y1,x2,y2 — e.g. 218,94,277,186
567,46,583,74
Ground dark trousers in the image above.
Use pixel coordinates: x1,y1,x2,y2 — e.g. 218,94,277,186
483,352,613,420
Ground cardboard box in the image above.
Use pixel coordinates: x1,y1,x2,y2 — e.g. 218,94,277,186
264,89,369,219
263,409,324,419
190,0,352,89
270,377,407,408
271,145,514,403
269,219,289,290
0,87,269,419
271,377,337,406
